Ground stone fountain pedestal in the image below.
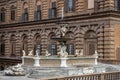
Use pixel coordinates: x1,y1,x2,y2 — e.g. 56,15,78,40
60,58,68,67
33,57,40,67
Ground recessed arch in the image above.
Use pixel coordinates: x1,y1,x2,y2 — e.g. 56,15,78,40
34,33,41,55
48,0,57,8
23,2,28,9
84,30,97,39
10,34,16,57
35,0,42,20
0,35,5,56
10,5,16,9
0,7,6,22
21,34,28,55
48,32,57,55
84,30,97,56
1,7,6,11
65,31,75,55
48,32,56,40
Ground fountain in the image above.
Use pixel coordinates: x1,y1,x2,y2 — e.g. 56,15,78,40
22,23,98,67
21,7,98,68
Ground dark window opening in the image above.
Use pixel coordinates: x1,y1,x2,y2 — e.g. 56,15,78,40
34,5,41,20
49,44,57,55
35,44,41,56
11,42,16,57
94,0,99,12
67,44,74,55
11,10,15,21
0,43,5,55
23,8,28,22
65,0,74,12
114,0,120,11
0,12,5,22
48,2,57,19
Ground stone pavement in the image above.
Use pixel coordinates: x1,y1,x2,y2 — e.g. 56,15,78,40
1,63,120,80
0,76,38,80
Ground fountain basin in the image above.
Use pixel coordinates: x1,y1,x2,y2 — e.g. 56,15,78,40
22,56,97,67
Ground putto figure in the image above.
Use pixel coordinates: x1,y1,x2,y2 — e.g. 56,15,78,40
28,50,33,56
22,50,26,56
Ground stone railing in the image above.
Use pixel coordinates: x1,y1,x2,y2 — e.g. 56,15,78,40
45,72,120,80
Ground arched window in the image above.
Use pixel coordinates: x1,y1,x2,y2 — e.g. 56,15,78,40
114,0,120,11
10,5,16,21
48,32,57,55
10,35,16,57
22,2,29,22
48,0,57,19
34,34,41,55
65,32,74,55
34,0,42,20
0,35,5,56
67,43,74,55
65,0,75,12
50,44,57,55
22,34,28,55
0,8,5,22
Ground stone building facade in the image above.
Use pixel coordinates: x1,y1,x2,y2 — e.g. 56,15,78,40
0,0,120,69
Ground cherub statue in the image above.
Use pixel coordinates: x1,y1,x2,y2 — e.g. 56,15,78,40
28,50,33,56
35,50,39,57
80,49,83,56
22,50,26,56
94,50,98,58
74,49,79,57
45,50,51,57
57,44,68,58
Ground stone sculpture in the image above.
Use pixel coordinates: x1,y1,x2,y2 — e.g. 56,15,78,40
22,50,26,56
28,50,33,56
94,50,98,58
74,49,80,57
35,50,39,57
57,43,68,58
45,50,51,57
4,63,25,76
80,49,83,56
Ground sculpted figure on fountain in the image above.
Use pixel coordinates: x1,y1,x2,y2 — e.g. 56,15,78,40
22,50,26,56
57,42,68,58
74,49,83,57
45,50,51,57
80,49,83,56
28,50,33,56
35,50,39,57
